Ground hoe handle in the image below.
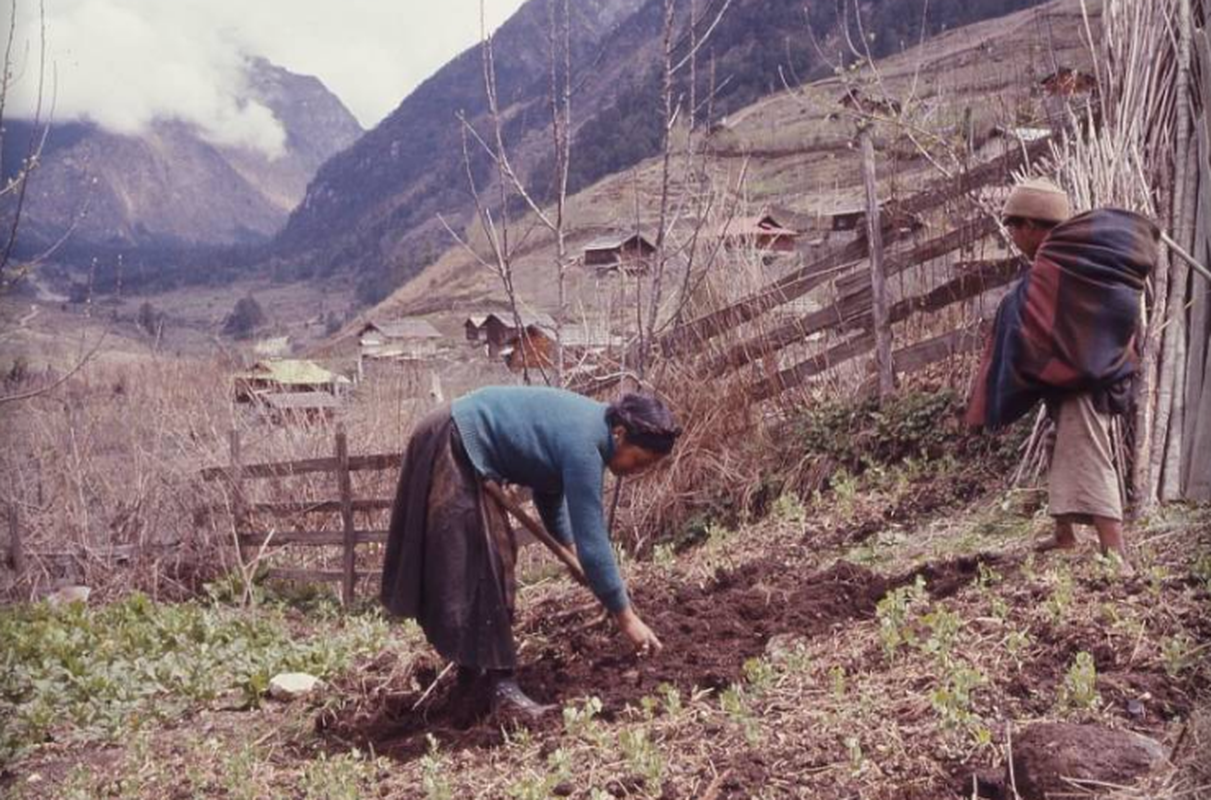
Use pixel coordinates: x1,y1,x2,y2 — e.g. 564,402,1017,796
482,480,590,588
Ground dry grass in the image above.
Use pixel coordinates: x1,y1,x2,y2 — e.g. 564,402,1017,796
0,355,438,602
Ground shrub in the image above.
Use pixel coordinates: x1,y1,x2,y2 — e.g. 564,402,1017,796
222,295,266,339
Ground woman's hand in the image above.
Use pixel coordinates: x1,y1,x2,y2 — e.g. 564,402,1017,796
613,606,664,656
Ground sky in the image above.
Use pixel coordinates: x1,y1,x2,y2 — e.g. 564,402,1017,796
6,0,528,156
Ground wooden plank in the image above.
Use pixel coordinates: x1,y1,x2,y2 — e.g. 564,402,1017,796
200,452,402,482
891,136,1053,218
891,326,985,374
348,453,403,473
265,567,377,584
238,529,389,547
861,126,894,397
751,333,876,401
746,261,1017,400
336,425,357,606
708,221,1003,376
241,498,393,517
657,236,872,356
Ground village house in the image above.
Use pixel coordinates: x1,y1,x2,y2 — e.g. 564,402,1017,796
464,314,491,342
357,319,442,361
259,391,341,425
501,321,622,374
355,318,444,382
582,233,656,276
805,202,924,240
1040,67,1097,97
464,311,556,357
717,215,800,253
831,89,902,119
233,359,349,403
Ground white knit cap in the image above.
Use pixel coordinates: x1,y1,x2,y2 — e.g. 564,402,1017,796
1002,178,1072,223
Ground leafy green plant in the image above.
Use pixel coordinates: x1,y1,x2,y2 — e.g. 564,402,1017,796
421,735,454,800
1093,551,1128,580
719,685,762,745
920,607,963,661
1059,651,1101,710
743,656,777,694
563,696,605,741
619,728,666,790
1005,629,1032,663
507,748,573,800
829,665,848,701
658,682,683,717
0,594,389,762
1161,634,1197,677
771,492,807,525
930,661,986,732
1045,572,1075,626
300,749,378,800
1192,555,1211,593
876,576,928,658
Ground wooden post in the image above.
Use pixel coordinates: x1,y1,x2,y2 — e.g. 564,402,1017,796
228,429,248,563
860,125,895,398
335,424,357,606
7,503,23,578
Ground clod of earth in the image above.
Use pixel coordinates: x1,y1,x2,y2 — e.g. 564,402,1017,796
1010,722,1168,800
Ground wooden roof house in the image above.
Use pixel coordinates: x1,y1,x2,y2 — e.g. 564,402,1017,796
233,359,349,402
465,311,557,357
582,233,656,275
717,214,800,252
357,319,442,360
259,391,341,425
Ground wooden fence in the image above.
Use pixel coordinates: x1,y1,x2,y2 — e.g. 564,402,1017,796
648,137,1051,401
200,425,401,605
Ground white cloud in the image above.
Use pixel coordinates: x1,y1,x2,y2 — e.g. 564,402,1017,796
6,0,528,156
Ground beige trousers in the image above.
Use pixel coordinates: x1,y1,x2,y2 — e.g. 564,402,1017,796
1049,392,1123,522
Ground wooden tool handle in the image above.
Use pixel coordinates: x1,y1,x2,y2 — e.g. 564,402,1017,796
482,480,590,588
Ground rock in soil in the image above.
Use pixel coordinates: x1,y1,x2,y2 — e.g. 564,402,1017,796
1010,722,1167,800
269,672,322,701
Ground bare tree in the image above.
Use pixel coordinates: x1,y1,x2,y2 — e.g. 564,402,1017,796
0,0,51,293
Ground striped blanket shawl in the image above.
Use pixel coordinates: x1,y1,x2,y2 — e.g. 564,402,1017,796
966,208,1159,430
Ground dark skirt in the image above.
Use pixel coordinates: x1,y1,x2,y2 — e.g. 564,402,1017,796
380,406,518,670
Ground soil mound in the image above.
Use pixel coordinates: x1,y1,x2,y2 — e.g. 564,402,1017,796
1011,723,1168,800
319,559,891,761
318,554,1001,762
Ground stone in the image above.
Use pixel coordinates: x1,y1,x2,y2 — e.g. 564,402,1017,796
1010,722,1167,800
268,672,322,701
46,586,91,606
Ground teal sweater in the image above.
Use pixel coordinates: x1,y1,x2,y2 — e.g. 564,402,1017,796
451,386,628,612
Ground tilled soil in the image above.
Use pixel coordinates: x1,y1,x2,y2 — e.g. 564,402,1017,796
319,555,996,762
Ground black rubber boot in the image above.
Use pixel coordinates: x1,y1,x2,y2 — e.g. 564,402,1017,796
488,671,555,722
